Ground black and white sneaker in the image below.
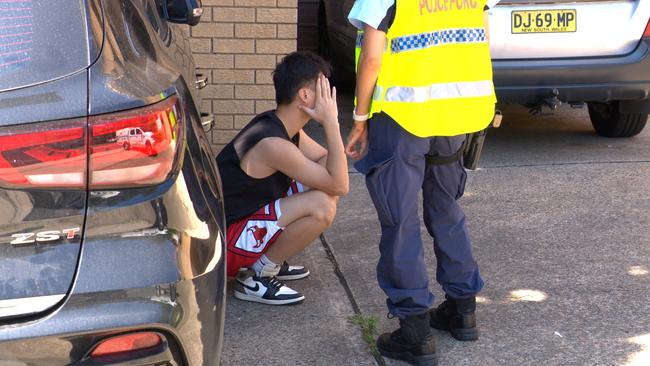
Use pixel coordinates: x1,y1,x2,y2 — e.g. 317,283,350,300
234,271,305,305
276,261,310,281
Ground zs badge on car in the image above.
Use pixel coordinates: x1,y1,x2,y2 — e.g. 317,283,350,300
10,228,81,246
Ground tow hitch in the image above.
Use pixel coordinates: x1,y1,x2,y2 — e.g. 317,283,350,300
526,89,561,115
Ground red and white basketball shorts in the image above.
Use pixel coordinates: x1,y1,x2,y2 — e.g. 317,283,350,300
226,181,305,277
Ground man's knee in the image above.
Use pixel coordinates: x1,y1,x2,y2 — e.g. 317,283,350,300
310,190,338,226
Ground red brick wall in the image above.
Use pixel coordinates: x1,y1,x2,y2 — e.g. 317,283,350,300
190,0,298,151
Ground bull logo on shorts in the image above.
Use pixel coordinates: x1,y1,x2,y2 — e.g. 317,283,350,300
247,225,267,248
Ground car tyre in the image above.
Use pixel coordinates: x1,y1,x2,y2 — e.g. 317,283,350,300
123,141,131,150
588,101,648,138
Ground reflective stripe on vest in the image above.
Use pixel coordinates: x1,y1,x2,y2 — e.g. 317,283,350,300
382,80,494,103
391,28,486,54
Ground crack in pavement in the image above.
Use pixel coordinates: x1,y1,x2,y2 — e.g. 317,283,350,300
319,233,387,366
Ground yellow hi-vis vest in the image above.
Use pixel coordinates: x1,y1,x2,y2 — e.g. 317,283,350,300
355,0,497,137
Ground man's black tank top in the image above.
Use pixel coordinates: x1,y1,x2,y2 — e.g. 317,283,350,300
216,111,299,225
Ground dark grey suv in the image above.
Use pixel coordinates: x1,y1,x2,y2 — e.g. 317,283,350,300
0,1,226,365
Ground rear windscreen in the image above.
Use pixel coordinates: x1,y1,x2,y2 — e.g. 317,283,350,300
0,0,89,91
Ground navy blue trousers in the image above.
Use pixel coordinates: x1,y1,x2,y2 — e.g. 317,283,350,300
355,113,484,318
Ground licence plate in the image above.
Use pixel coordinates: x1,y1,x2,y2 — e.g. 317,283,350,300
511,9,577,34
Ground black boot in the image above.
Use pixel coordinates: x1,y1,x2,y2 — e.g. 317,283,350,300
377,313,437,366
429,295,478,341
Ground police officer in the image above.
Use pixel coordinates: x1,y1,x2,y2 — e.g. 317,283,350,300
346,0,499,364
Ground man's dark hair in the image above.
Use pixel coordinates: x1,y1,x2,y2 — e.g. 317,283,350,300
273,51,332,105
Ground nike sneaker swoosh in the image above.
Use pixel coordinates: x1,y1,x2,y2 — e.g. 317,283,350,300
242,283,259,292
240,281,268,297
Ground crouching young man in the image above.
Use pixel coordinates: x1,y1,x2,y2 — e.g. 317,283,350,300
216,52,348,305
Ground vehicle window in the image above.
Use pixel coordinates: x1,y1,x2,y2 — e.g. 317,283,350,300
0,0,88,91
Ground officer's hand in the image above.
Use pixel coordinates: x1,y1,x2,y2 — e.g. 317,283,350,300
345,121,368,160
298,74,338,127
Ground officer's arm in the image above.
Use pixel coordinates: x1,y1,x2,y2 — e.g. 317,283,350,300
355,25,386,116
484,8,491,44
345,24,386,159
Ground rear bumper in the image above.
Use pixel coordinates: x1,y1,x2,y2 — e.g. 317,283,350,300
493,39,650,105
0,272,223,366
0,162,227,366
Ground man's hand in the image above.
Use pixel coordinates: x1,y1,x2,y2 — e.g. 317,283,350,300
299,75,338,127
266,74,348,196
347,24,384,161
345,121,368,160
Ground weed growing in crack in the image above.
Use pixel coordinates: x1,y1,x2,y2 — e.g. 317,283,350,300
349,314,380,358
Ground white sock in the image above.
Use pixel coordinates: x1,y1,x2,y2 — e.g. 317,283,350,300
252,254,280,278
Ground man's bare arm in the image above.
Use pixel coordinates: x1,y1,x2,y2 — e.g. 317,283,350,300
259,138,345,195
299,130,328,163
317,155,327,167
264,76,348,196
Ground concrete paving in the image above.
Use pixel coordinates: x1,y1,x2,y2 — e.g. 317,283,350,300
220,241,375,366
221,102,650,365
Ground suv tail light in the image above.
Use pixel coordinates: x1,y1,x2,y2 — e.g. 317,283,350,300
644,19,650,37
0,119,87,189
89,96,182,189
0,96,182,190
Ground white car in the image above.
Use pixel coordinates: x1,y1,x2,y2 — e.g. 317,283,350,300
316,0,650,137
